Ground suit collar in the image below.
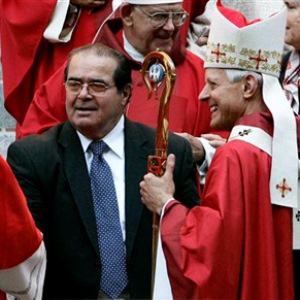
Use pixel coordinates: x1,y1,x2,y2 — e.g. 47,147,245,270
76,116,125,159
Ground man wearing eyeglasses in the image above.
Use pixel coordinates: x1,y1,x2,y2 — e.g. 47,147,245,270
105,0,213,136
19,0,222,155
7,43,200,299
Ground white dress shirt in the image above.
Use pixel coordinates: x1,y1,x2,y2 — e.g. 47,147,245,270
77,116,126,241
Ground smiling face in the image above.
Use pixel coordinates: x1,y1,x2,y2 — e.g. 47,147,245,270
122,3,184,56
199,69,247,131
65,51,129,140
284,0,300,49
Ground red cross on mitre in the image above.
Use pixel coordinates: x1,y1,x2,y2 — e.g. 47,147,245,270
249,49,268,70
276,178,292,198
211,43,226,63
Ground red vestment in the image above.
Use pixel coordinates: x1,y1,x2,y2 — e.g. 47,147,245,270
161,111,296,299
0,0,112,124
0,156,42,299
18,10,217,138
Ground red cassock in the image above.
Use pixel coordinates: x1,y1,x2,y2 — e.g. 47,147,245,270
18,8,219,139
161,112,296,299
0,0,113,124
0,156,43,299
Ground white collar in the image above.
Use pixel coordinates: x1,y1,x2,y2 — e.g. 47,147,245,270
77,115,125,159
123,31,145,63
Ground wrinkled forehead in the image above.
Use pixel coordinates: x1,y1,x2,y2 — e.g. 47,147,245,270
204,68,232,84
68,51,117,74
205,68,227,77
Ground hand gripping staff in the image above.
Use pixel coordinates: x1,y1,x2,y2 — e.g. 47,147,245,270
141,50,176,298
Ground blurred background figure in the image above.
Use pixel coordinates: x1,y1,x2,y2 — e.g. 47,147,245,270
187,0,284,59
181,0,208,44
0,0,116,129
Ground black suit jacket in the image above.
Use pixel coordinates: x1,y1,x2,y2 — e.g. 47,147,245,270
7,119,200,299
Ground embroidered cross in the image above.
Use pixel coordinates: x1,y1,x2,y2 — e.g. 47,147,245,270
276,178,292,198
238,129,252,136
212,43,226,63
249,50,268,70
296,211,300,222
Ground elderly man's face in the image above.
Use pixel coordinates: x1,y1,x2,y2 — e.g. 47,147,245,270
199,69,247,131
284,0,300,50
124,3,185,56
65,51,128,140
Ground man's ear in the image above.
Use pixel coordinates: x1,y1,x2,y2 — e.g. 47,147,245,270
121,4,134,26
121,84,132,105
242,74,260,99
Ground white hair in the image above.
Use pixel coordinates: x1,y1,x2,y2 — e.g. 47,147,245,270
225,69,263,84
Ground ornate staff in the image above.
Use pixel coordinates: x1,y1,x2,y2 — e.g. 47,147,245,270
141,50,176,297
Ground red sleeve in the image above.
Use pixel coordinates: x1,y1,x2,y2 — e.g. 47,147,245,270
17,63,68,139
161,200,200,300
0,0,56,122
0,156,42,269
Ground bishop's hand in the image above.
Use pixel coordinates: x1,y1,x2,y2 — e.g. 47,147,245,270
140,154,176,215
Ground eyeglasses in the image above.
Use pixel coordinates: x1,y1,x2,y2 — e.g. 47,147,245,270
136,6,189,28
65,80,115,96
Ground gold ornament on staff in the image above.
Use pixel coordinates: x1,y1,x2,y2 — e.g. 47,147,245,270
141,50,176,298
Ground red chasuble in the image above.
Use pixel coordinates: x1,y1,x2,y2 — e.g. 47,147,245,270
161,112,296,299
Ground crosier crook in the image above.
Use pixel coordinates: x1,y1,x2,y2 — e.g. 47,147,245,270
141,50,176,297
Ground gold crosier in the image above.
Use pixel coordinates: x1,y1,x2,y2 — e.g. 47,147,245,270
141,50,176,298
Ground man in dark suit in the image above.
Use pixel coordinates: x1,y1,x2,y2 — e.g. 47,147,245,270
6,43,199,299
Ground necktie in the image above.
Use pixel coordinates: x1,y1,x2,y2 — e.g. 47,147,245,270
89,140,128,299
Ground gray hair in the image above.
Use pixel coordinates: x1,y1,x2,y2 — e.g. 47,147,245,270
225,69,263,84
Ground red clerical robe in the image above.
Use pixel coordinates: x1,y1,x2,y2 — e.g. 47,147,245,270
0,156,44,299
0,0,113,124
18,8,216,139
161,111,296,299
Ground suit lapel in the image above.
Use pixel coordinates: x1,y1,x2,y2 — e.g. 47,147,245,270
124,120,154,258
58,122,99,255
